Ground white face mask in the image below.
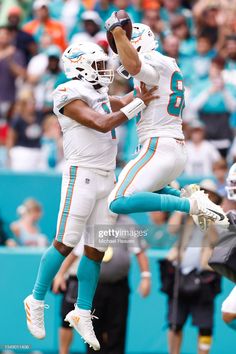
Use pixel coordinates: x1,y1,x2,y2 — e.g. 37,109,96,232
92,60,114,86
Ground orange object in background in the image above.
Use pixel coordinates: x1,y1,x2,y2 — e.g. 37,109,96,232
23,19,67,51
82,0,96,10
142,0,160,10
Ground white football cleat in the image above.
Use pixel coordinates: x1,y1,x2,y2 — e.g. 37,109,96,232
189,190,229,231
24,294,48,339
65,306,100,351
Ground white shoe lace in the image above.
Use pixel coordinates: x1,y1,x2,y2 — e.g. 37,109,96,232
81,310,98,339
30,303,49,329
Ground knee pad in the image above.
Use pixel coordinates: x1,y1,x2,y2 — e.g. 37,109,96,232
198,331,212,352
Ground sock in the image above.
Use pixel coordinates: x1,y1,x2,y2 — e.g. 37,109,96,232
157,186,181,198
33,245,65,300
77,255,101,310
110,192,190,215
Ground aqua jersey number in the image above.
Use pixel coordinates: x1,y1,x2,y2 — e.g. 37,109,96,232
167,71,185,117
101,102,116,139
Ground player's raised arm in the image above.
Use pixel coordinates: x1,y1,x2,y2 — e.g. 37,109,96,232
105,13,159,85
106,13,141,76
63,84,158,133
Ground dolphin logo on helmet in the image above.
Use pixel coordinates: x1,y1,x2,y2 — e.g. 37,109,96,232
62,42,114,87
116,23,158,80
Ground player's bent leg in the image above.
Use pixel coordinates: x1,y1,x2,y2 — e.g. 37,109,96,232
109,137,228,229
109,137,190,214
110,192,190,214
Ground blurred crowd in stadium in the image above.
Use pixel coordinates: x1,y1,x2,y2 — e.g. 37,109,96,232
1,1,236,353
0,0,236,176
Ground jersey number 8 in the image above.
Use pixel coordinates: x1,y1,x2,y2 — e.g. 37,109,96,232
167,71,185,117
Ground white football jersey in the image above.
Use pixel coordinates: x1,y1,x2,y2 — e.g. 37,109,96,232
133,51,185,143
53,79,117,171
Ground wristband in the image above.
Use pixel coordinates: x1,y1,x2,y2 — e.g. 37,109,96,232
141,271,151,278
120,97,146,120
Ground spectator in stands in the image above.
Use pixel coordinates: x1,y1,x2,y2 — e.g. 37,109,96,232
34,45,66,114
162,34,180,60
95,0,142,24
224,35,236,87
10,198,48,247
148,210,174,249
27,32,54,84
160,0,193,33
71,11,106,44
193,1,221,46
142,8,165,38
41,114,64,171
161,179,222,354
162,34,192,86
185,120,221,176
0,25,26,122
93,0,116,24
6,89,43,171
185,35,216,86
7,6,37,64
23,0,67,51
190,56,236,157
48,0,85,40
170,15,196,58
112,0,142,23
213,159,228,197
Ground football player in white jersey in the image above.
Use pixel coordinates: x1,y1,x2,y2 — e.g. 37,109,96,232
23,42,159,351
105,16,228,229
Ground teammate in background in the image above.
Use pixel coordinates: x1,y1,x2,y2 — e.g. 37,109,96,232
23,42,158,351
105,16,228,229
221,163,236,330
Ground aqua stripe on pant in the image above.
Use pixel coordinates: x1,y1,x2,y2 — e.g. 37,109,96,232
57,166,77,242
116,137,158,198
